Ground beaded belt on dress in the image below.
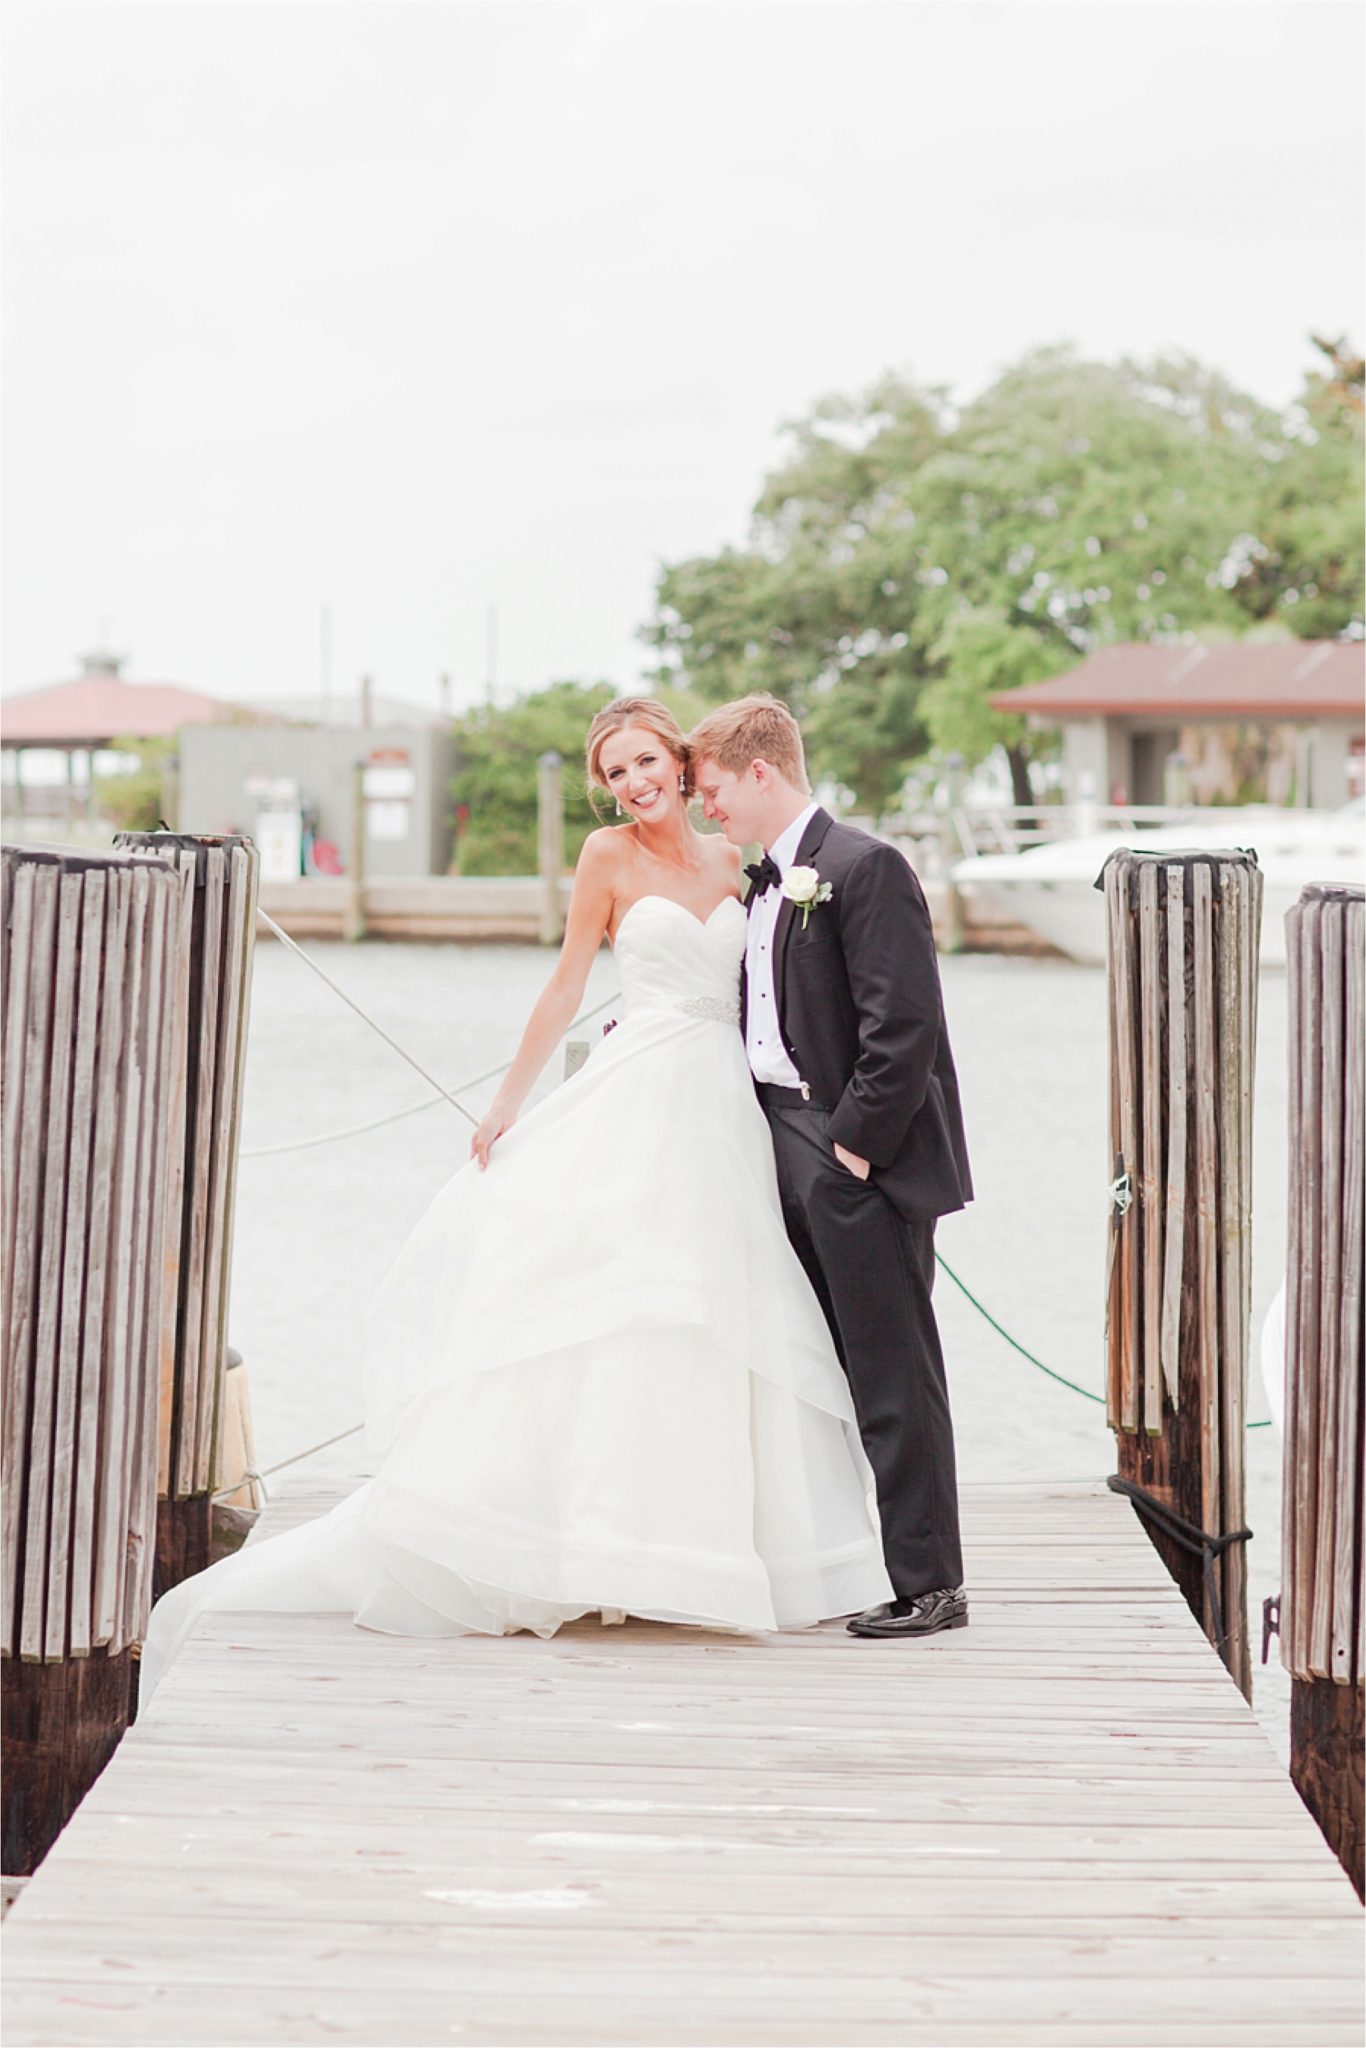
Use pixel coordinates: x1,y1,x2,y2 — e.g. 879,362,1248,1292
675,995,740,1024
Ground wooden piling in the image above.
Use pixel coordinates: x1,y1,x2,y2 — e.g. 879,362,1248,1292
1281,881,1364,1897
1,845,187,1874
343,761,366,943
213,1349,262,1516
537,751,565,946
112,833,259,1596
206,1349,262,1565
1102,848,1261,1697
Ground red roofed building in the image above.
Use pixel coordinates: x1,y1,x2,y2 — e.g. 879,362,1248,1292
1,650,260,828
1,649,244,748
992,642,1365,807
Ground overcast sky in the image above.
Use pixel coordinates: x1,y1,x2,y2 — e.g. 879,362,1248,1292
3,0,1362,716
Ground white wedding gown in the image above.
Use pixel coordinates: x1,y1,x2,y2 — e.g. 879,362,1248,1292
139,895,891,1702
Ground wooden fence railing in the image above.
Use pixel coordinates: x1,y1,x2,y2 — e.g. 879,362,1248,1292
1281,880,1364,1896
1102,847,1262,1698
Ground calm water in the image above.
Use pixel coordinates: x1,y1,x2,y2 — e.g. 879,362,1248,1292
230,941,1291,1755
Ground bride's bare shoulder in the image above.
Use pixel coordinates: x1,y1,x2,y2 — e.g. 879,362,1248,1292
574,825,640,918
703,834,743,890
578,825,633,876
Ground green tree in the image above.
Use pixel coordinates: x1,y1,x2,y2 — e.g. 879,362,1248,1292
649,374,950,815
650,549,792,704
801,667,928,817
451,682,614,876
647,343,1360,811
450,679,703,876
1222,335,1365,639
906,349,1278,799
920,611,1066,803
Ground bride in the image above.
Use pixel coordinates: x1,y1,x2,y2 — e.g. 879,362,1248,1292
139,699,890,1701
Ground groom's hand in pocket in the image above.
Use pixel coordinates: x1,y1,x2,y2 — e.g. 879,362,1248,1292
833,1142,871,1181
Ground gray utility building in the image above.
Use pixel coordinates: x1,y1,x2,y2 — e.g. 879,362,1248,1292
178,697,457,880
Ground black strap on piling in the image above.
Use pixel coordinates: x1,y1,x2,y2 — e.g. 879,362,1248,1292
1106,1475,1252,1660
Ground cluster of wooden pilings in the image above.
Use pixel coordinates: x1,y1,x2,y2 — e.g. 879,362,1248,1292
1103,850,1365,1895
1281,881,1364,1897
1102,847,1261,1699
2,835,258,1874
2,847,185,1873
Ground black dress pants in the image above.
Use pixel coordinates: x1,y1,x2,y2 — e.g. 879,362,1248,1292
763,1101,964,1600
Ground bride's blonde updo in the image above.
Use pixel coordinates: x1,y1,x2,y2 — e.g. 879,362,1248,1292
585,697,694,807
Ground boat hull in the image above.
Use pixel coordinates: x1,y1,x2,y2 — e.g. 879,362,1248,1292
952,812,1365,968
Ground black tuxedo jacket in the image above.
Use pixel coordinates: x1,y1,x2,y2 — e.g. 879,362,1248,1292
742,809,972,1224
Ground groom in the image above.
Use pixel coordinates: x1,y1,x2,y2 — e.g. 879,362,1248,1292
690,694,972,1638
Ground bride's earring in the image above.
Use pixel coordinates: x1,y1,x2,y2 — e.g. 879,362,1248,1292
615,800,623,817
678,774,686,794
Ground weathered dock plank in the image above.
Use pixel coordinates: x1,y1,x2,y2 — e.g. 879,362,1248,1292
3,1480,1360,2046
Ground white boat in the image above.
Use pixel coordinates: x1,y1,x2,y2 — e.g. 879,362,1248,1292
951,803,1365,967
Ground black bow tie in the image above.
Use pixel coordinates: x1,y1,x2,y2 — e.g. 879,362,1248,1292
745,853,783,898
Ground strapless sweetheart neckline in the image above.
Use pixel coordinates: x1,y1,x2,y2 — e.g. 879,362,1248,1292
614,892,744,946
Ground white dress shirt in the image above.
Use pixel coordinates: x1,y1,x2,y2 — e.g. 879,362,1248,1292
745,802,820,1086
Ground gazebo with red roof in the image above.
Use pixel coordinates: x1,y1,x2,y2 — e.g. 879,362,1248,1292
992,641,1365,807
1,650,247,825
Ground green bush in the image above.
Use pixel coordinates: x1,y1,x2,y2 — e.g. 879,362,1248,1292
450,679,702,875
93,737,173,834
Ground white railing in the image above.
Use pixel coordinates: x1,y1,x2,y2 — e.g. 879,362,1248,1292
880,803,1218,872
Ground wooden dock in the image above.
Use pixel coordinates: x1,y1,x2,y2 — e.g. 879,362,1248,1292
252,874,1052,955
3,1479,1361,2046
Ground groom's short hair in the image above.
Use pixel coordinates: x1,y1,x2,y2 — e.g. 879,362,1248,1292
688,694,810,794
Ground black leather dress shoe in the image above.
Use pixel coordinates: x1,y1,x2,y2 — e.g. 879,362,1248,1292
846,1587,968,1638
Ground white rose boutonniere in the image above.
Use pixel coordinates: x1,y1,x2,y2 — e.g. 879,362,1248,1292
781,865,833,930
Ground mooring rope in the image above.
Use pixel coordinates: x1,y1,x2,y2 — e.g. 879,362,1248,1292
1106,1474,1253,1657
227,912,1268,1494
933,1255,1107,1406
934,1256,1271,1426
254,907,479,1115
243,1094,474,1158
243,905,621,1154
212,1422,368,1503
